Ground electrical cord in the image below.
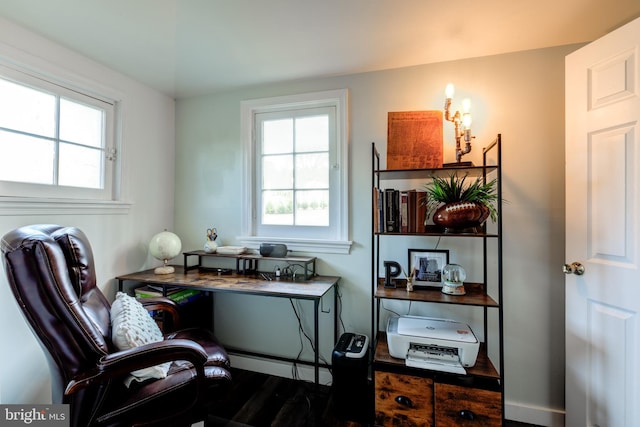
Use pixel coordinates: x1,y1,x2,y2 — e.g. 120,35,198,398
336,286,346,334
380,300,402,317
289,298,331,383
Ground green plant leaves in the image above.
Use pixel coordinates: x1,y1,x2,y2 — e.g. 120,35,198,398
424,173,499,222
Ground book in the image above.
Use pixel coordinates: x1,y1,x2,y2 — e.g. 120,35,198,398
407,189,417,233
415,190,428,232
400,191,409,233
144,285,182,295
373,187,381,233
135,286,202,304
384,189,399,232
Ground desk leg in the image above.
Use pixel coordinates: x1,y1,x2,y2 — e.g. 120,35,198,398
314,298,319,387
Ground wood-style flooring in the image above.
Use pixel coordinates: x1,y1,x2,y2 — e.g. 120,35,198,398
206,368,542,427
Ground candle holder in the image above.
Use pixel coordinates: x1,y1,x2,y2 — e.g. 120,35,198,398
443,84,474,167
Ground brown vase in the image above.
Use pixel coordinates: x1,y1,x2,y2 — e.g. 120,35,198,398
433,202,490,233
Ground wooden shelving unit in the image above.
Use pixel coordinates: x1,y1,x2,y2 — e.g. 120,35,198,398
371,135,504,426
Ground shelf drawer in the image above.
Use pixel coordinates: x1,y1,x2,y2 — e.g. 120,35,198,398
434,382,501,426
375,371,434,427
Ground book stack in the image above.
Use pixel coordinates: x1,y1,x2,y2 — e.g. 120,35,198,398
374,188,428,233
135,285,202,305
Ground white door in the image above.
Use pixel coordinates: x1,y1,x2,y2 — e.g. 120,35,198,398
565,17,640,427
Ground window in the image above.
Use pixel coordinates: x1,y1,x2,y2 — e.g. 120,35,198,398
240,90,351,254
0,64,117,201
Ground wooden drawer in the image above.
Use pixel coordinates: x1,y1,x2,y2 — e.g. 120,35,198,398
434,382,502,426
375,371,434,427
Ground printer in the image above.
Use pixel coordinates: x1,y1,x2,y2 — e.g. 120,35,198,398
386,315,479,374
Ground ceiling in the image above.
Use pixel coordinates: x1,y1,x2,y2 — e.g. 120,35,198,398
1,0,639,99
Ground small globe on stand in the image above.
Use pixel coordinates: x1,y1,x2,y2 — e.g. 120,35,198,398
149,231,182,274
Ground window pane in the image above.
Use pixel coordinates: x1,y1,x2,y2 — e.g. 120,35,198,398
58,143,103,188
60,98,104,148
262,154,292,189
0,78,56,137
295,115,329,152
263,119,293,154
295,190,329,226
0,130,54,184
295,153,328,189
262,190,293,225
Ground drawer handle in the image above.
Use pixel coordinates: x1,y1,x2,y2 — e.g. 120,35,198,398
395,395,413,407
459,409,476,420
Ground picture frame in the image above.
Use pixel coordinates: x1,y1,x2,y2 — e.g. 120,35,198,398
407,249,450,287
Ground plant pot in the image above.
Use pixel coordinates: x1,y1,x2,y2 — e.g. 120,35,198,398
433,202,490,233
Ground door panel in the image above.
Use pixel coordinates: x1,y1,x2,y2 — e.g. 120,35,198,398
565,16,640,427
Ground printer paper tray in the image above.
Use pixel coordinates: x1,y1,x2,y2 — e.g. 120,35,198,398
405,343,467,374
405,355,467,374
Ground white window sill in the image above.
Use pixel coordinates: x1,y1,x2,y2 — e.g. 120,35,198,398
237,236,352,254
0,197,131,216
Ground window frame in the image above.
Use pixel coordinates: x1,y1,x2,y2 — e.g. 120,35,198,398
0,45,129,215
240,89,351,254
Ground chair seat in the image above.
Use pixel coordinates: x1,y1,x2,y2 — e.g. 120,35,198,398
166,327,230,369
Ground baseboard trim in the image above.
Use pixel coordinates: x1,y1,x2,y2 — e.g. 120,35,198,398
229,354,333,386
505,400,565,427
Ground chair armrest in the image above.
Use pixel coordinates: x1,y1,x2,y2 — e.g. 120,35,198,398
65,339,207,395
139,296,181,331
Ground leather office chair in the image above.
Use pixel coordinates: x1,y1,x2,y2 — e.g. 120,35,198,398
1,224,231,427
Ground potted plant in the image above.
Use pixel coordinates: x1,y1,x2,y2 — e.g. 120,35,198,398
423,173,499,232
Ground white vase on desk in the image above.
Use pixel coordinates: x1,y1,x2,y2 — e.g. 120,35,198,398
204,239,218,253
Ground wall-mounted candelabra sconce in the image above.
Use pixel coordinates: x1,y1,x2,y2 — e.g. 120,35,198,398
444,83,474,166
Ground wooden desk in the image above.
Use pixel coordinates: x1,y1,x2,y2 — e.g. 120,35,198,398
116,266,340,385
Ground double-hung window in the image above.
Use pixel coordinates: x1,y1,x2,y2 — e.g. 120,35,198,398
240,89,351,254
0,64,117,202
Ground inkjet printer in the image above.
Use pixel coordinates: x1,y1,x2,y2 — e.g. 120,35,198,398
386,315,479,374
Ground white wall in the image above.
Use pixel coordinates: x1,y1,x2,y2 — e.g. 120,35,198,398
175,45,577,425
0,18,176,403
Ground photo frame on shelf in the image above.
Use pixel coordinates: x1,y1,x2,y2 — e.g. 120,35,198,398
408,249,449,287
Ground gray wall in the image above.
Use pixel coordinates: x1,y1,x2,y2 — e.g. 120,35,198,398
175,45,576,425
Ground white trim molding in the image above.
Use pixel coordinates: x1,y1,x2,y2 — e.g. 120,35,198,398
0,197,131,216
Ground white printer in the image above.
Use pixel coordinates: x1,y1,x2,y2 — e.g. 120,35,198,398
386,315,479,374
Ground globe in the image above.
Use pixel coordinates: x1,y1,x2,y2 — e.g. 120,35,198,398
149,231,182,274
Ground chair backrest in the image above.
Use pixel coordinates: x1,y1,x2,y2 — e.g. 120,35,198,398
1,224,113,403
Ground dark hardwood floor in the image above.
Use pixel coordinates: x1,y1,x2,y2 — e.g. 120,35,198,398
207,368,542,427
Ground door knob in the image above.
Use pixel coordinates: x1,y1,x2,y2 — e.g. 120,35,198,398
563,262,585,275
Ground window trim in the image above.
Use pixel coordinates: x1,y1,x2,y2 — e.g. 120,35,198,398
0,41,128,214
239,89,351,254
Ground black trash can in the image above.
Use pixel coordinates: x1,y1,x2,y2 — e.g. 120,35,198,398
331,333,370,422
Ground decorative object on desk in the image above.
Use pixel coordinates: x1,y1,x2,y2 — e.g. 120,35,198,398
408,249,449,287
204,227,218,253
441,263,467,295
216,246,246,255
443,83,474,166
383,260,402,288
149,230,181,275
259,243,288,257
403,267,415,292
423,173,498,233
387,111,443,169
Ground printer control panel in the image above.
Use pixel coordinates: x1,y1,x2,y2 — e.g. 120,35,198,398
334,333,369,359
